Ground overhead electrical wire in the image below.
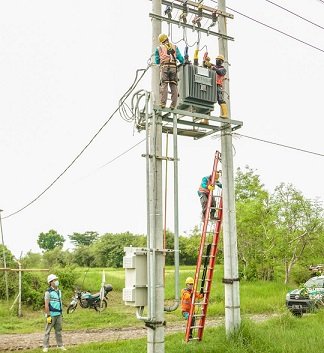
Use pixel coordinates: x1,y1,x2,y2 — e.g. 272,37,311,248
4,4,324,219
3,65,150,220
227,5,324,53
264,0,324,30
209,0,324,53
99,138,146,169
234,133,324,157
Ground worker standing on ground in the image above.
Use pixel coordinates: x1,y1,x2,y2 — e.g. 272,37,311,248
181,277,203,338
198,173,222,222
155,34,184,109
43,274,66,352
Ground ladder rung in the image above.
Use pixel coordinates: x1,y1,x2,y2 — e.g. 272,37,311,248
190,325,204,329
193,302,206,305
193,314,205,318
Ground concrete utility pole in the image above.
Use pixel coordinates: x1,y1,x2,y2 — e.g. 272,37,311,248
217,0,241,334
0,209,9,301
149,0,165,352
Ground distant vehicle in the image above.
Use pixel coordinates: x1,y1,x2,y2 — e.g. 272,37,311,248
286,276,324,316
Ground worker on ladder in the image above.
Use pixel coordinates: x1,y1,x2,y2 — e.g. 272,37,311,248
198,173,222,222
181,277,203,339
155,34,184,109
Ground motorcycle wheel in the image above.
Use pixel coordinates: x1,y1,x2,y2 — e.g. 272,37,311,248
67,303,77,314
95,298,107,312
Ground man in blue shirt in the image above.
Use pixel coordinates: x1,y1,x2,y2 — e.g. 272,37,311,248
43,274,66,352
198,174,222,222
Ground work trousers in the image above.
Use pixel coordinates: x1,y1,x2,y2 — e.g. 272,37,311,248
217,84,225,104
160,65,178,108
199,193,216,220
182,311,195,338
43,315,63,348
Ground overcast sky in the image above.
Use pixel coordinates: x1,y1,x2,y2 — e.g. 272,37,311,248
0,0,323,257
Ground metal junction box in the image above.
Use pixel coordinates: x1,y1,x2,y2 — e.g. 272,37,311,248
178,64,217,114
122,247,147,307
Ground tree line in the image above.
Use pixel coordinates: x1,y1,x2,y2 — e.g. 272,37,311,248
1,166,323,302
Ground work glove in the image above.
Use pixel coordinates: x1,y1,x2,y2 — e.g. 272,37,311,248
167,48,175,55
208,185,215,191
46,316,52,324
205,60,212,68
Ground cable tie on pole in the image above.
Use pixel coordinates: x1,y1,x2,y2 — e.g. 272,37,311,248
222,277,240,284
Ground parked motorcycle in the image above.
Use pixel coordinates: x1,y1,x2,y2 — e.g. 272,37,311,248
67,284,113,314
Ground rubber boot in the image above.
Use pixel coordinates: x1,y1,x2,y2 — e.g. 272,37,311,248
220,103,228,118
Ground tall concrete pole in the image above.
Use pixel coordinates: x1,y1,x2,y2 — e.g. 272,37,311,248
148,0,165,352
0,209,9,301
217,0,241,335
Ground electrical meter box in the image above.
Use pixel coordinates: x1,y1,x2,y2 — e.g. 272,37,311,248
122,247,147,307
178,64,217,114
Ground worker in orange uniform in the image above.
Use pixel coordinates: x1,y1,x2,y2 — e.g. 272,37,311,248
155,34,184,109
198,173,222,222
181,277,203,338
203,54,228,118
212,55,228,117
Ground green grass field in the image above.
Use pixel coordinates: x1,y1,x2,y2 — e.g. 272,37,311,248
1,266,323,352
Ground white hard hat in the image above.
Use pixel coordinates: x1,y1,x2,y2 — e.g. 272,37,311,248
47,274,58,284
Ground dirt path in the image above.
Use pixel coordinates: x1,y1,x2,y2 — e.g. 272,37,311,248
0,314,276,351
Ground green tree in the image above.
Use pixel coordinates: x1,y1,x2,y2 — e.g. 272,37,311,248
21,251,43,269
72,245,97,267
37,229,65,251
271,183,324,284
42,247,73,268
179,226,201,265
235,167,276,280
0,245,16,299
68,231,99,247
93,232,146,267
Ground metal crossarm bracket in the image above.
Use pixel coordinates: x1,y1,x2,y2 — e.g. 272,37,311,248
141,153,179,161
162,0,234,19
149,13,234,41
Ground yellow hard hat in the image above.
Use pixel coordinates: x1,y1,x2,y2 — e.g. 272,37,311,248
185,277,194,284
158,33,168,43
216,54,224,61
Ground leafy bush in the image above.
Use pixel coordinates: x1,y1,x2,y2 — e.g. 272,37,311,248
19,267,78,310
290,266,313,285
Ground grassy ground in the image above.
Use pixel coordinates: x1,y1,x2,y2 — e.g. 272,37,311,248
0,266,297,334
11,311,324,353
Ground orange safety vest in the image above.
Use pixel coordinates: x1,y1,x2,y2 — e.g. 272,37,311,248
181,288,203,312
216,73,225,86
158,43,177,65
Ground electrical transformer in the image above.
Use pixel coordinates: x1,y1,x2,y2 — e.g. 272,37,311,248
178,64,218,114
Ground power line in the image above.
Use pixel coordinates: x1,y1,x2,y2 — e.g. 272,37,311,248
264,0,324,30
317,0,324,4
209,0,324,53
99,138,146,169
228,6,324,53
234,133,324,157
3,66,150,220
